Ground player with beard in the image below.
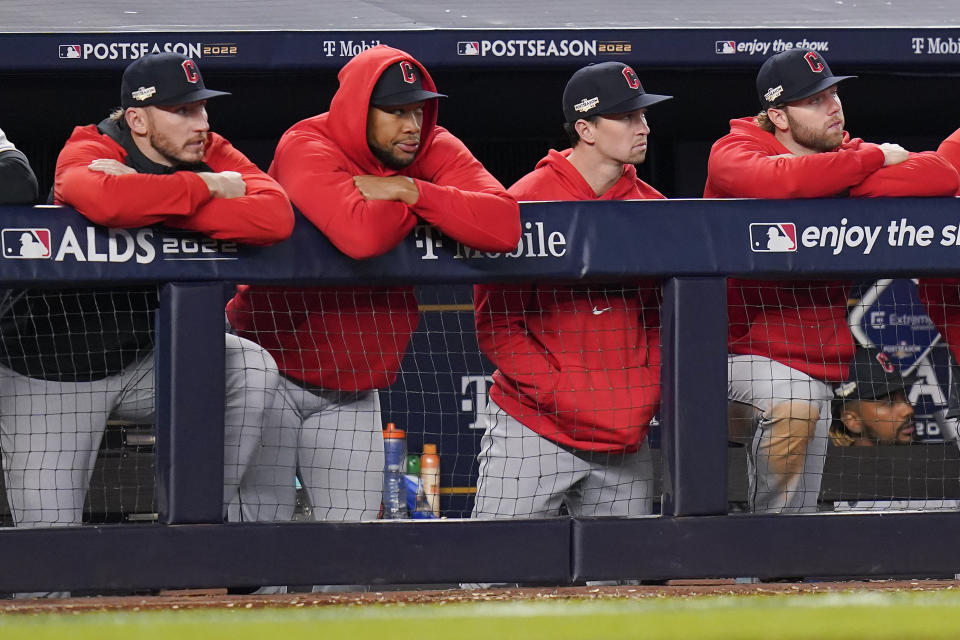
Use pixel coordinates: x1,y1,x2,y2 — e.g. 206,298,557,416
704,49,959,514
0,52,294,595
227,45,520,528
829,348,960,512
830,348,916,448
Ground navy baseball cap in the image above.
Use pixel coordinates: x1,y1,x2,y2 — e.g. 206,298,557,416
756,49,855,110
834,347,916,402
370,60,446,106
121,52,229,108
562,62,672,123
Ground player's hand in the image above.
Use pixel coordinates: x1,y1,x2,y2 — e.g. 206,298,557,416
878,143,909,167
353,175,419,205
88,159,136,175
197,171,247,199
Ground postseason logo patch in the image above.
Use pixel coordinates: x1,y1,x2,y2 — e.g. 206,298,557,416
2,228,52,259
764,85,784,103
749,223,797,253
131,86,157,102
574,97,599,113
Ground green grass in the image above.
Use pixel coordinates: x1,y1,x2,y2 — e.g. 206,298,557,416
3,590,960,639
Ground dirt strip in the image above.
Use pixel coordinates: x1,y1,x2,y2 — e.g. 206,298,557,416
2,579,958,614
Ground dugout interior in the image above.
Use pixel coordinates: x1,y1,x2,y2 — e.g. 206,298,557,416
2,1,960,523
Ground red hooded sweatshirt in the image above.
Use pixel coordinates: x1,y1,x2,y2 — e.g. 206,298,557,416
475,149,662,453
54,126,294,244
227,45,521,391
705,117,959,382
918,127,960,366
36,114,293,383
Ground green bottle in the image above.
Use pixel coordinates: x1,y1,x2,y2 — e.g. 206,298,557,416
406,453,421,475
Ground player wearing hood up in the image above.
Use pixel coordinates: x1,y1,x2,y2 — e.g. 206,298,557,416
227,45,521,522
471,62,669,519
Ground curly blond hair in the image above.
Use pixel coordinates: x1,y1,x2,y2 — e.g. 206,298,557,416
755,110,775,134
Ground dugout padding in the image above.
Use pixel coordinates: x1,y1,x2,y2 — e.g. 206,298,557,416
4,185,960,591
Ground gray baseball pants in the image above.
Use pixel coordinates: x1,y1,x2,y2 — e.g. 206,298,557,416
727,354,833,514
0,334,284,527
250,378,384,522
472,398,655,519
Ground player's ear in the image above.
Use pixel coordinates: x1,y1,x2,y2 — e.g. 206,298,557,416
125,107,149,135
766,107,789,132
840,407,864,436
574,118,596,145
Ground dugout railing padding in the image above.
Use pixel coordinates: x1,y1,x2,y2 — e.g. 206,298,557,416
1,198,959,592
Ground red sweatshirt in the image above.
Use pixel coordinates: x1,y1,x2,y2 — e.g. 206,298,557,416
475,149,662,453
918,128,960,365
227,45,521,390
54,125,294,245
706,117,960,382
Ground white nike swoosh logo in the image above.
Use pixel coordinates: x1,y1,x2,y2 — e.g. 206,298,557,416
592,306,613,315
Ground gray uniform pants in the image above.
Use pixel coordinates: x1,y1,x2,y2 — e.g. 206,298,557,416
0,334,283,527
253,378,384,522
728,354,833,514
472,398,655,519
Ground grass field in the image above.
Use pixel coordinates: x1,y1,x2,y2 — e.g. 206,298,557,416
2,589,960,639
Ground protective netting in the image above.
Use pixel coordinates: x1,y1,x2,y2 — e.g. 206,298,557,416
728,277,960,513
0,287,158,527
225,281,664,521
0,286,296,526
468,281,662,519
2,277,959,528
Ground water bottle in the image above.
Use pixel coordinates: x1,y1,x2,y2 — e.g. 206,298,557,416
381,422,407,519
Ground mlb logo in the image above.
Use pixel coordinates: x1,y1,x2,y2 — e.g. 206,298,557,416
59,44,81,59
715,41,736,54
749,223,797,253
2,228,52,259
457,41,480,56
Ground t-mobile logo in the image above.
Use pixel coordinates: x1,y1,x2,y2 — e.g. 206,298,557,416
414,224,444,260
461,375,493,429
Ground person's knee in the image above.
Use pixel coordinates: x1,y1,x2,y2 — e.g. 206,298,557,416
225,334,278,374
769,400,819,445
764,400,821,474
224,337,283,405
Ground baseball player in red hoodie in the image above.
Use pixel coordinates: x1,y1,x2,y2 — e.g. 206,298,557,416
0,54,293,599
472,62,669,519
704,49,959,513
227,46,521,523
